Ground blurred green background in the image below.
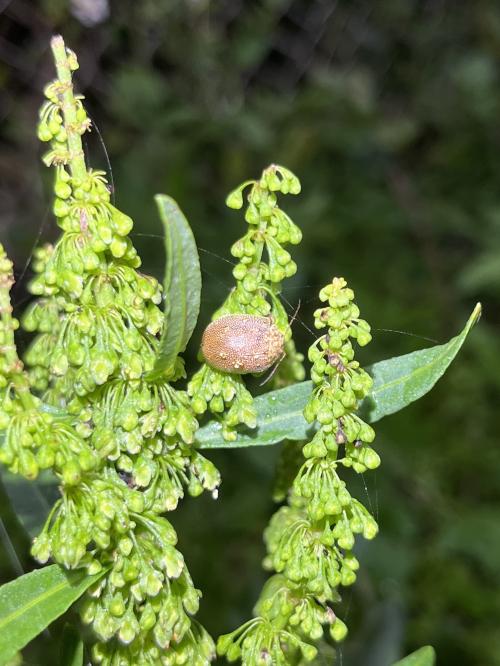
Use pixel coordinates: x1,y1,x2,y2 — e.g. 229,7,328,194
1,1,500,664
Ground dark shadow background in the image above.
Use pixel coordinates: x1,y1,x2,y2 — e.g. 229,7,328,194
1,1,500,664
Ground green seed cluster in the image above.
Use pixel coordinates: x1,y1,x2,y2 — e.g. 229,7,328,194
217,277,378,664
0,247,17,379
188,166,305,440
22,179,163,394
0,407,98,482
0,38,218,665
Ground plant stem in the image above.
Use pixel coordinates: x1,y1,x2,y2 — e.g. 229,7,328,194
0,269,36,410
50,35,87,183
0,271,18,371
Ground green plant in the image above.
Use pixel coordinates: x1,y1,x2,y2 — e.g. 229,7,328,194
1,36,217,666
0,36,479,666
217,277,376,664
188,164,305,440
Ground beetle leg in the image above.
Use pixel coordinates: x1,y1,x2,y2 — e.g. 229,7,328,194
259,351,286,386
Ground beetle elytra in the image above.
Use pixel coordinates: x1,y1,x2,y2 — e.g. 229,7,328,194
201,314,285,374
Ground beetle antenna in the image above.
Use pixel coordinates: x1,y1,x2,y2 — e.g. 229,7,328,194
260,300,301,386
288,299,301,330
281,293,316,338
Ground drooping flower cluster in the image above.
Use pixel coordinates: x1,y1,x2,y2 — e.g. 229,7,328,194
0,36,217,665
188,166,305,440
217,277,379,664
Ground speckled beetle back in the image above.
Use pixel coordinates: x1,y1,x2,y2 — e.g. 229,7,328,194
201,314,285,374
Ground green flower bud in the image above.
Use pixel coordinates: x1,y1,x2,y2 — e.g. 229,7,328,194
123,352,143,379
226,186,246,209
188,477,203,497
119,409,139,432
19,449,38,479
209,395,224,413
79,449,97,471
110,236,128,258
128,492,145,514
61,460,81,486
90,352,115,385
362,514,379,540
37,123,53,142
142,569,163,596
363,447,381,469
226,643,241,660
31,532,51,563
330,617,348,642
232,263,247,280
340,566,356,586
54,181,72,199
59,270,84,297
80,597,97,624
359,422,376,443
134,458,153,487
317,405,333,425
53,198,70,218
110,207,134,236
109,593,126,617
93,529,111,550
357,329,372,346
176,411,196,443
300,643,318,662
123,559,139,583
93,607,119,641
36,445,55,469
139,603,157,631
87,559,103,576
191,396,207,414
50,352,69,376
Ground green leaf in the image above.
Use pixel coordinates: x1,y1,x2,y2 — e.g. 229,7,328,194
196,381,314,449
148,194,201,381
196,304,480,449
0,565,105,666
392,646,436,666
59,624,83,666
361,302,481,422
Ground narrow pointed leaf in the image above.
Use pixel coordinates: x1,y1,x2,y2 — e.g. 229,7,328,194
0,565,105,666
392,646,436,666
196,304,480,449
361,302,481,422
148,195,201,381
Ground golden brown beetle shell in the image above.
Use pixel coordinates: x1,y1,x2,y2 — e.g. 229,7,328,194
201,314,285,374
